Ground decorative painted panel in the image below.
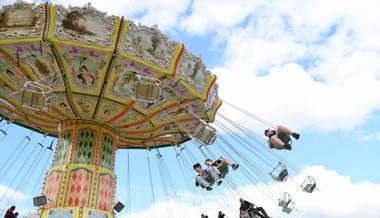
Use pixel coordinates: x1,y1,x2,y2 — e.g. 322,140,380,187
99,134,113,169
0,1,44,39
44,170,63,208
74,128,96,164
65,168,92,208
55,130,72,165
122,22,177,70
87,210,109,218
47,208,75,218
176,50,212,96
52,4,117,48
96,173,113,211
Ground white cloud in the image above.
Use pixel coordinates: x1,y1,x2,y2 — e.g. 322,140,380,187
180,0,263,35
0,184,29,202
216,63,380,132
125,166,380,218
190,0,380,132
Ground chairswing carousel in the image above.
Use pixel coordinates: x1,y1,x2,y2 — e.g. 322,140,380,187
0,1,317,218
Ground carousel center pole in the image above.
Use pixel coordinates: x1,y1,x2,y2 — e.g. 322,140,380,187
41,119,118,218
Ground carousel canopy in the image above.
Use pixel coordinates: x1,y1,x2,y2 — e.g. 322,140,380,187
0,1,221,149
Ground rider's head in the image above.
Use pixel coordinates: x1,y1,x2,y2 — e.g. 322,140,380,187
239,198,245,204
193,163,202,173
264,129,270,137
265,129,275,137
204,159,213,166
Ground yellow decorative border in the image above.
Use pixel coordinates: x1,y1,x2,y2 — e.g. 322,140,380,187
118,21,182,75
47,5,121,52
41,207,79,218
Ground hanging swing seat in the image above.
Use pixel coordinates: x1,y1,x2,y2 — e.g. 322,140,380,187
200,162,229,187
133,79,162,102
301,176,317,193
204,173,215,185
20,81,55,110
282,201,295,214
278,198,291,208
269,162,288,182
278,192,295,214
212,158,229,178
218,162,229,178
193,123,217,145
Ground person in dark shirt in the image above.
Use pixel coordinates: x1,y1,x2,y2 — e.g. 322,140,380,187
239,198,270,218
218,211,226,218
4,206,15,218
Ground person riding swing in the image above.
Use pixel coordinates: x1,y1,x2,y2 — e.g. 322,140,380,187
265,125,300,150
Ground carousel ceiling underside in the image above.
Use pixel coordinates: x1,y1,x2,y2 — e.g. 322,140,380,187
0,2,222,149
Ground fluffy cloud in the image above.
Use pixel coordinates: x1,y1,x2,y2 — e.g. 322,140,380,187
202,0,380,132
179,0,262,35
216,63,380,132
125,166,380,218
0,184,29,201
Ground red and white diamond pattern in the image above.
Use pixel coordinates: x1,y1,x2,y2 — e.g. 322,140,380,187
44,171,62,208
65,169,92,208
96,174,113,211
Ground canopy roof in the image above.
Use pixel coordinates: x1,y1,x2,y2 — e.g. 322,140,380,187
0,1,221,149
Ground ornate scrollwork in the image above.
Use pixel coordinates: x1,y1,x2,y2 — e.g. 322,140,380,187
176,50,211,95
53,3,117,47
123,22,176,69
0,1,43,39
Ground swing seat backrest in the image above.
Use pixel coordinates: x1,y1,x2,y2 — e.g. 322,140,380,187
218,162,229,178
278,199,290,208
277,169,289,182
21,82,55,110
194,124,217,145
133,81,162,102
204,174,215,185
303,183,316,193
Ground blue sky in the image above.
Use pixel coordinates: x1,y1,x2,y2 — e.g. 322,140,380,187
1,0,380,217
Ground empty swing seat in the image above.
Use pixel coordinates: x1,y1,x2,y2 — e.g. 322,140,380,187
21,81,55,110
133,80,162,102
193,123,217,145
282,202,295,214
278,199,291,208
269,162,289,182
278,192,294,214
301,176,317,193
303,183,316,193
